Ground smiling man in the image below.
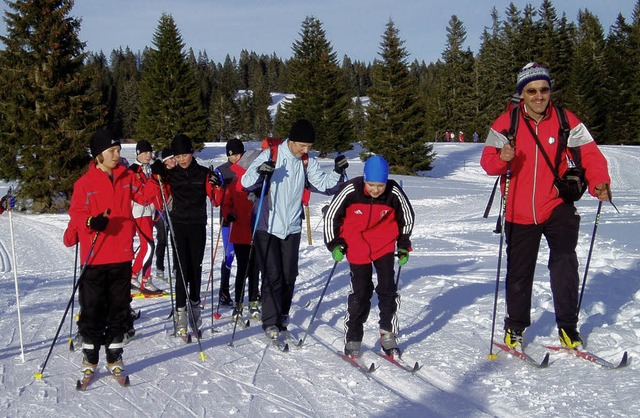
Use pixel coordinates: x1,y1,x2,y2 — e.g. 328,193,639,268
480,62,612,351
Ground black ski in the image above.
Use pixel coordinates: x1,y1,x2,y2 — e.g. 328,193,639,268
493,341,550,368
339,351,376,373
545,345,628,369
75,370,95,391
377,352,421,373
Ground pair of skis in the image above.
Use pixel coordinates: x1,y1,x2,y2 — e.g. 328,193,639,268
493,341,628,369
76,368,130,391
339,350,421,374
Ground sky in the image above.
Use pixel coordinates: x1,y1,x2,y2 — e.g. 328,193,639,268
1,142,639,416
1,0,636,64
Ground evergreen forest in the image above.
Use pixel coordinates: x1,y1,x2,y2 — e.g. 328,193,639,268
0,0,638,211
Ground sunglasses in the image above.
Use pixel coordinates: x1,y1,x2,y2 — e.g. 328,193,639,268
524,87,551,96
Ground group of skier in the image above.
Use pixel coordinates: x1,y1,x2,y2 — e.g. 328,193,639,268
61,61,613,379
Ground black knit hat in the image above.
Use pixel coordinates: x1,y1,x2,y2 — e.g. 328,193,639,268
161,147,175,162
226,138,245,156
90,129,121,158
171,134,193,155
136,139,153,155
288,119,315,143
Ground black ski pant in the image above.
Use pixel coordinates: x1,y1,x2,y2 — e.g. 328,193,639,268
154,217,167,272
78,262,130,364
173,223,206,308
233,243,260,305
254,230,300,330
344,252,399,343
504,203,580,331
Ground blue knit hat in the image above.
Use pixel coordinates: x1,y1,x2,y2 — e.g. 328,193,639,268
517,62,551,95
363,156,389,183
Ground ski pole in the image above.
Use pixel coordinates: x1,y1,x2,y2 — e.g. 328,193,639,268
212,222,230,323
577,200,603,312
297,260,339,347
158,176,206,361
202,165,217,310
488,167,511,359
68,243,79,351
8,197,25,362
35,230,101,379
229,172,269,347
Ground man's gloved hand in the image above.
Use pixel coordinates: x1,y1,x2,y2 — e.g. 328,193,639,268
150,160,166,177
209,171,223,187
87,212,110,232
257,160,275,175
226,213,237,223
397,248,409,267
331,245,345,262
334,155,349,174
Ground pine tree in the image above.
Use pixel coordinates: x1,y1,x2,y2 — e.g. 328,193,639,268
364,19,434,174
565,10,608,141
110,48,141,139
604,14,637,144
0,0,103,212
136,13,207,149
282,16,352,155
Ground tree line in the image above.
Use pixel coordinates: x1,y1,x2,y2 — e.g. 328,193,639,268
0,0,638,212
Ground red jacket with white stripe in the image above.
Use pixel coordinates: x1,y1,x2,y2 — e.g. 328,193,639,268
68,163,160,266
480,101,610,225
324,177,414,265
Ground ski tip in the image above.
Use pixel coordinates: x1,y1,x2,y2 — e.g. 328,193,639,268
296,339,304,348
411,362,422,373
283,343,290,353
366,363,377,373
539,353,550,368
34,372,43,380
617,351,628,369
124,375,131,386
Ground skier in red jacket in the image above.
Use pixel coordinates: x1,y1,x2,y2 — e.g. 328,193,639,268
67,129,160,376
324,155,414,358
480,63,611,350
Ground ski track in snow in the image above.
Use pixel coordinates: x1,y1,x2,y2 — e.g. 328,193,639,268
0,143,639,417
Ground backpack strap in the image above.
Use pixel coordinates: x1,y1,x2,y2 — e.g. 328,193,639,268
507,106,519,146
554,105,572,166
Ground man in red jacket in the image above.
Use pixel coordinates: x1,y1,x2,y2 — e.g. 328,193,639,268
324,156,414,359
68,129,160,377
480,63,611,350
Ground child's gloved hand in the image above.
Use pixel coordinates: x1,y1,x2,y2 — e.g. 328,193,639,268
397,248,409,267
331,245,345,262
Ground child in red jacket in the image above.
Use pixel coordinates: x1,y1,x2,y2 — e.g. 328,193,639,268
324,156,414,359
67,129,159,376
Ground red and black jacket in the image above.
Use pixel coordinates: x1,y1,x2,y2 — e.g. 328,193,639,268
324,176,414,265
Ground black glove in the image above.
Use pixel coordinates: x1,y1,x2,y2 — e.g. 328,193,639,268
128,164,142,174
150,160,166,177
87,212,109,232
334,155,349,174
226,213,237,223
209,171,223,187
257,160,275,175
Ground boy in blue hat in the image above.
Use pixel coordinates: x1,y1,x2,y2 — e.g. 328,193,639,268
324,155,415,359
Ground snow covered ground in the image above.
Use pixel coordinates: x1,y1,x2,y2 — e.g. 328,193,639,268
1,142,638,417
